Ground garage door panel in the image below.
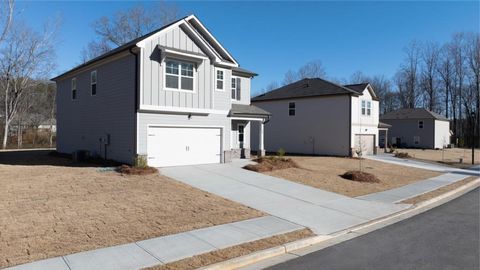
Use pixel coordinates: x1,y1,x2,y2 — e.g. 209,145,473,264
147,127,222,167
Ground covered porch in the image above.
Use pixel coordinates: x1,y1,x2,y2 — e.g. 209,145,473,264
228,104,271,160
378,122,392,153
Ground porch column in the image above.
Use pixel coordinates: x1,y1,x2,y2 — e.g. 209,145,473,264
384,129,389,153
259,121,265,157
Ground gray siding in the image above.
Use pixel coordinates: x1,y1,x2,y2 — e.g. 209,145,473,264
141,27,213,109
56,54,136,163
251,95,351,156
381,119,435,148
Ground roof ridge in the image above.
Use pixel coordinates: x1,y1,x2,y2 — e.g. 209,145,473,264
314,78,358,95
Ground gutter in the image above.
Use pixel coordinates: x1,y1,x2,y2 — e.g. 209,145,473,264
129,47,139,159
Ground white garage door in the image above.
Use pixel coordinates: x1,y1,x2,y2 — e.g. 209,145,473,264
147,127,222,167
354,135,375,156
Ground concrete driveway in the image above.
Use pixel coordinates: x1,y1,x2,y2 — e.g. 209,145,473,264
162,162,409,235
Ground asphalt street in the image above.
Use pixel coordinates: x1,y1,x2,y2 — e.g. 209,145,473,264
267,188,480,270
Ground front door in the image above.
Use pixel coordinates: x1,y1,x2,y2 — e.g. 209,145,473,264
238,124,245,149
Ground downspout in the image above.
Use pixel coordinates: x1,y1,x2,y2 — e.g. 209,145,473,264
348,94,352,157
129,47,139,161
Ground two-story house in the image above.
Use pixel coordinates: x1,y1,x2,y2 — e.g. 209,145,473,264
251,79,380,156
52,15,270,167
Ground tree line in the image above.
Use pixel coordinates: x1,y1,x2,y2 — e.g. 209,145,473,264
262,33,479,147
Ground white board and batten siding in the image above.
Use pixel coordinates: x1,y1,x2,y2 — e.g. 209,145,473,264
351,88,379,152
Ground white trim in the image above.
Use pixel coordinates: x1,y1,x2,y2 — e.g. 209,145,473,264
163,48,208,61
187,16,239,66
146,124,226,160
136,18,189,48
162,58,197,93
90,70,97,96
139,104,229,115
229,117,265,122
215,67,225,91
139,47,144,106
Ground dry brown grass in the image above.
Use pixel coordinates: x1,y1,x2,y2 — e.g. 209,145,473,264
144,228,314,270
396,148,480,168
244,157,298,172
0,150,263,268
264,156,441,197
341,170,380,183
401,176,479,204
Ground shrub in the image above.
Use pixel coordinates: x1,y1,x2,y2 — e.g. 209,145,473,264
277,148,286,158
394,151,411,158
116,164,158,175
341,170,380,183
133,154,148,168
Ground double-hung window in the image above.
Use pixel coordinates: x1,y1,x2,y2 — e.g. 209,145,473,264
165,59,195,91
361,100,371,116
71,78,77,100
289,102,295,116
91,70,97,96
231,76,241,101
418,120,424,129
216,69,224,90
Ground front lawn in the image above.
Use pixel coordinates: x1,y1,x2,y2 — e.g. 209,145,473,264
0,150,262,268
393,148,480,169
261,156,441,197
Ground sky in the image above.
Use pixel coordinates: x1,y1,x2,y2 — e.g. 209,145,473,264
16,1,479,96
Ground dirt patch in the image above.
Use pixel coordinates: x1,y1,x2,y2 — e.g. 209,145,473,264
341,170,380,183
264,156,441,197
394,148,480,168
116,164,158,175
0,150,263,268
400,177,479,204
244,157,298,172
144,228,314,270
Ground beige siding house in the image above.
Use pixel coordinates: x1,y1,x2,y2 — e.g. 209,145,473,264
251,79,380,157
52,15,270,167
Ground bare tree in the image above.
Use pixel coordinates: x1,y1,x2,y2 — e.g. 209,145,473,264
0,0,14,44
262,81,279,93
420,41,440,112
450,33,467,140
82,2,180,61
0,21,57,149
437,44,455,118
399,41,422,108
282,60,326,85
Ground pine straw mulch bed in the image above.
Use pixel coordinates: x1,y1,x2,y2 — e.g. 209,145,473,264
243,156,298,172
143,228,314,270
340,170,381,183
116,165,158,175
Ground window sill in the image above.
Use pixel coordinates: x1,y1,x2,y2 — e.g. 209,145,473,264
163,87,196,93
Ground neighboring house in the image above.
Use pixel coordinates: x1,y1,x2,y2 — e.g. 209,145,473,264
251,79,380,157
52,15,270,167
380,108,451,149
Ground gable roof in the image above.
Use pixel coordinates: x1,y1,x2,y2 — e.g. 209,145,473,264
52,15,242,81
229,104,270,117
251,78,359,102
380,108,449,121
344,83,380,101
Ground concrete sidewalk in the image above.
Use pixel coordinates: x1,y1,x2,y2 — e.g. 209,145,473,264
162,163,410,235
365,154,480,175
357,172,471,203
5,216,303,270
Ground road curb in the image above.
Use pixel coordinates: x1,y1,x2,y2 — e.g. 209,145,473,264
195,177,480,270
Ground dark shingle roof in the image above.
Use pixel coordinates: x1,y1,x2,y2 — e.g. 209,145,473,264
51,16,189,81
380,108,449,121
344,83,370,94
232,67,258,77
378,122,392,128
229,104,270,117
252,78,359,102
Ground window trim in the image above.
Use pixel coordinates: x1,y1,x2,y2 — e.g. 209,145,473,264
71,77,77,100
215,68,225,91
289,102,295,116
361,100,371,116
163,58,197,93
90,70,97,96
418,120,424,129
231,76,241,101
